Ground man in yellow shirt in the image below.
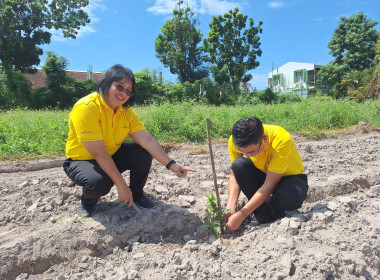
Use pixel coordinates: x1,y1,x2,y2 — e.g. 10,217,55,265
224,117,308,232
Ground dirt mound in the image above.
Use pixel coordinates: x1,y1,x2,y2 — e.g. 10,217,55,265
0,129,379,279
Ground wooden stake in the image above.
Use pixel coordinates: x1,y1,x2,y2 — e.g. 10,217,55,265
206,117,224,234
131,202,142,214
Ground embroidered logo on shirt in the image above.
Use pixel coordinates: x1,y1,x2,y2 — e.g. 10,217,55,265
80,130,95,135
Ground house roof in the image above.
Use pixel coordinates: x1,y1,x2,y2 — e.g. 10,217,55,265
25,69,104,89
268,62,323,77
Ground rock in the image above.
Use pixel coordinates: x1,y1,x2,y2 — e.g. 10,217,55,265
178,195,195,207
327,201,339,211
132,252,145,259
173,255,182,265
128,270,139,279
18,181,29,188
127,235,141,245
155,185,169,193
27,202,39,212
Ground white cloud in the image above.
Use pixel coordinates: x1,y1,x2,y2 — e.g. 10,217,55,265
147,0,241,15
268,2,285,8
198,0,241,15
146,0,180,15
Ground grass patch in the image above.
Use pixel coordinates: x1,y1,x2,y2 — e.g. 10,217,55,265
1,97,379,160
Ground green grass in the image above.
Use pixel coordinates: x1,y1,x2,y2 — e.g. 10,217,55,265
1,97,379,160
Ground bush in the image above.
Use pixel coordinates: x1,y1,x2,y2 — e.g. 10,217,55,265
0,69,32,108
278,93,302,103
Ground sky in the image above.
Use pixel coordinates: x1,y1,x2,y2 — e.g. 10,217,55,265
40,0,380,90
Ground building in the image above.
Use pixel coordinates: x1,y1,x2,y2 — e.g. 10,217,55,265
268,62,331,97
25,69,103,90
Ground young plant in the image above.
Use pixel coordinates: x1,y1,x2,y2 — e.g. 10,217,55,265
201,193,233,238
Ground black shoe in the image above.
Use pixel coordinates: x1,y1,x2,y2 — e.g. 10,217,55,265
78,201,93,218
134,195,155,209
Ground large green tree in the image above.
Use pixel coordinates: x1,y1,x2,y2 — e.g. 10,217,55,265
41,51,70,108
319,11,378,93
328,11,378,71
203,7,263,94
0,0,90,73
155,1,207,83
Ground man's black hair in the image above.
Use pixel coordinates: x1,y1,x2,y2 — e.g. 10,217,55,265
96,64,135,107
232,117,264,147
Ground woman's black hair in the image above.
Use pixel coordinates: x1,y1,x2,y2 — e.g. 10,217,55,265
232,117,264,147
96,64,135,107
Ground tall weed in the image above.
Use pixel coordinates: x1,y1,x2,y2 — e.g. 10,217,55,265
1,98,379,159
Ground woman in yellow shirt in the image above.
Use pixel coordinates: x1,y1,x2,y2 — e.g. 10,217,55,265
63,64,194,217
224,117,308,231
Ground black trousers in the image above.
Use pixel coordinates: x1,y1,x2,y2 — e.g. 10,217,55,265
63,143,152,205
231,157,308,218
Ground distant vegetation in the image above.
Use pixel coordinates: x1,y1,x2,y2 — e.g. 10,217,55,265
2,3,378,110
0,2,379,160
0,97,379,160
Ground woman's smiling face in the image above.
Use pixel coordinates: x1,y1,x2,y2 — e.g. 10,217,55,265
104,77,133,111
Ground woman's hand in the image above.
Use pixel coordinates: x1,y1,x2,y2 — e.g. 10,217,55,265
117,185,133,205
170,163,196,178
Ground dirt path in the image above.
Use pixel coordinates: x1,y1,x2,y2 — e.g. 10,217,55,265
0,126,379,280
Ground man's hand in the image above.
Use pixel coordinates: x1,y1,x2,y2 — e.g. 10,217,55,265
225,211,246,232
222,209,234,224
117,185,133,206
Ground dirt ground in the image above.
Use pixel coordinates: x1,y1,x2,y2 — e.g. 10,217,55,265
0,123,380,280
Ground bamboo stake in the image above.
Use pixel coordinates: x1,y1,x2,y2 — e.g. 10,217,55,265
205,117,224,234
131,202,142,214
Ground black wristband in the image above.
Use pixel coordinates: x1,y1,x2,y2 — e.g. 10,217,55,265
166,159,176,170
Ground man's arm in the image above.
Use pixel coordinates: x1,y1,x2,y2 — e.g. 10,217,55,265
225,171,283,231
223,170,241,223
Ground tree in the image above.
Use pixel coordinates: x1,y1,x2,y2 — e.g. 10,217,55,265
0,0,90,73
203,7,263,94
155,0,207,83
42,51,70,108
328,11,378,72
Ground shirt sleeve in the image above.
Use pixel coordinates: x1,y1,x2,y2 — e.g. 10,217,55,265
70,104,103,142
125,108,146,134
228,135,243,163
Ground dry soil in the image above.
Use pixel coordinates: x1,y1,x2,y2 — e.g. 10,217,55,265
0,124,379,280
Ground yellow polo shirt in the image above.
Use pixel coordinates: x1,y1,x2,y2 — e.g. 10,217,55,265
65,92,146,160
228,125,304,176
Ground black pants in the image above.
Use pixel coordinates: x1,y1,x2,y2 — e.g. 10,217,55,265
63,143,152,205
231,157,308,219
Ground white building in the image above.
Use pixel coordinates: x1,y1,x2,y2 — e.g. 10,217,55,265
268,62,331,97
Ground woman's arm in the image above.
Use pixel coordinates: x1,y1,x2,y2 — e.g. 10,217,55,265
82,140,133,204
130,130,195,177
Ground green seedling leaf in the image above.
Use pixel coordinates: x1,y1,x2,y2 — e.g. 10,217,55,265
201,222,212,228
201,193,228,238
212,227,219,238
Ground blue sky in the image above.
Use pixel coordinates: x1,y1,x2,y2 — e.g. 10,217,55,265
41,0,380,90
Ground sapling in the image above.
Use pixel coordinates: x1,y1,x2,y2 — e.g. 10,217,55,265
202,193,232,237
202,118,232,237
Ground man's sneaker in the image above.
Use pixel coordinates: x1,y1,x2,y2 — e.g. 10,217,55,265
78,201,93,218
134,195,155,209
